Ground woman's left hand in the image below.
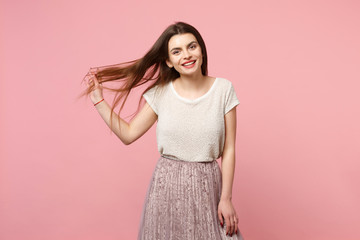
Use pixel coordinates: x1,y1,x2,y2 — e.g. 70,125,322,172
218,198,238,236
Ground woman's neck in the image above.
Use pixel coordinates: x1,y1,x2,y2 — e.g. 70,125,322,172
177,72,207,90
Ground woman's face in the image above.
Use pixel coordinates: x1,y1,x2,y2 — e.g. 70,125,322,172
166,33,203,76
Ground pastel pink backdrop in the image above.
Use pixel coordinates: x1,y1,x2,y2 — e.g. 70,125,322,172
1,0,359,239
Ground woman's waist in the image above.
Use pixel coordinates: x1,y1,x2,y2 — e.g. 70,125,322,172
160,154,217,163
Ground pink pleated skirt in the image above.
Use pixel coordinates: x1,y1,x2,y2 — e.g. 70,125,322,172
137,155,244,240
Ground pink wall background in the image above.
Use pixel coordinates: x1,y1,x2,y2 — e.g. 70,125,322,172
1,0,359,239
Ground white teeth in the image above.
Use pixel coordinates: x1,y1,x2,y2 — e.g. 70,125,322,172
183,61,195,66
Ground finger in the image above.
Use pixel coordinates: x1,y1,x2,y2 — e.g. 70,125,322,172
230,217,235,236
234,215,239,234
225,216,230,235
89,67,98,74
86,75,93,84
86,77,93,87
91,76,100,86
234,215,239,227
232,214,238,234
217,211,223,227
231,218,236,234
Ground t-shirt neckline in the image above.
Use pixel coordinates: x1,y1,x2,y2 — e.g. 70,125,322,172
170,77,218,103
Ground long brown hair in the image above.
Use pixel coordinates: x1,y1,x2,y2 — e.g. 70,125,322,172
79,21,208,131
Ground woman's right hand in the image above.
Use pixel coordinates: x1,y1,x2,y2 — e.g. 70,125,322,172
86,68,104,104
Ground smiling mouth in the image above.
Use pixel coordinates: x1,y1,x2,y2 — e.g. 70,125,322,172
182,60,196,66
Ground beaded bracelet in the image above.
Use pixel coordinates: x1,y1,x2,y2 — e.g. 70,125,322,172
94,98,104,106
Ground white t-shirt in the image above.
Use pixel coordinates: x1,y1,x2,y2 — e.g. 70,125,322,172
142,77,240,162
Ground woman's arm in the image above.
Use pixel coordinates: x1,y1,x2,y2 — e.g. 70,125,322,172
88,73,158,145
94,100,157,145
218,106,239,236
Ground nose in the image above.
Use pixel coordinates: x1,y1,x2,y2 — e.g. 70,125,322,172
183,49,191,59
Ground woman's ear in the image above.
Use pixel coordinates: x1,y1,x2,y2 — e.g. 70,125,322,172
166,59,173,68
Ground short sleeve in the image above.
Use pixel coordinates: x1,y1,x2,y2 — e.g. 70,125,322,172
224,82,240,115
143,86,159,115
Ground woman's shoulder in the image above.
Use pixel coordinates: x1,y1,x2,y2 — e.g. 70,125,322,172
214,76,234,88
143,81,169,100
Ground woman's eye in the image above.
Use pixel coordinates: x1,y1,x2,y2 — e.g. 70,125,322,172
172,51,179,55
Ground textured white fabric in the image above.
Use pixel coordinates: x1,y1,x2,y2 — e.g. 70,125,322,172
142,77,240,162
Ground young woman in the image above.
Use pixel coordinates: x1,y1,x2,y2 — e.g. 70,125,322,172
81,21,244,240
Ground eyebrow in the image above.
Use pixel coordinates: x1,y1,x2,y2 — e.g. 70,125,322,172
170,41,198,52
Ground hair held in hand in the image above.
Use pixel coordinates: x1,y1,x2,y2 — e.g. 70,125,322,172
79,21,208,131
